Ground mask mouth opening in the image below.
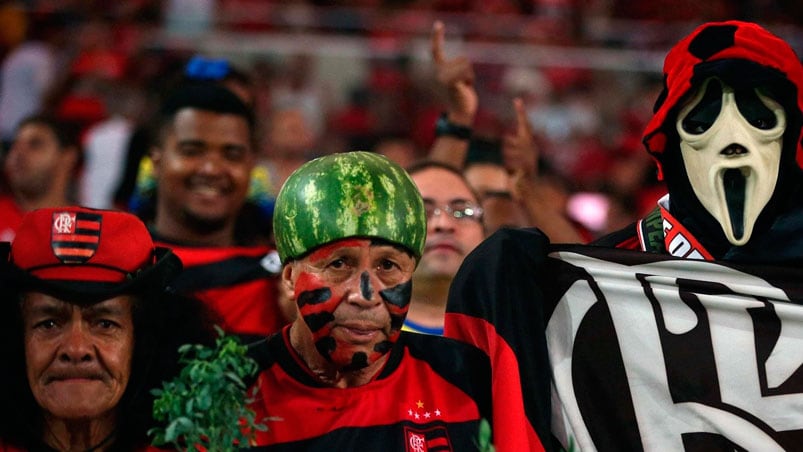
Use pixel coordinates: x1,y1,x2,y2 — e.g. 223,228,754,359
722,167,748,240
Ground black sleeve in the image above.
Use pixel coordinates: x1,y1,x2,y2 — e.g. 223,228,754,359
444,227,555,451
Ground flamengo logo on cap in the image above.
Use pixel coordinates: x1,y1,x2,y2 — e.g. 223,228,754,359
51,212,102,264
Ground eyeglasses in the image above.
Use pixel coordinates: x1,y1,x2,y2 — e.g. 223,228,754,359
424,200,484,222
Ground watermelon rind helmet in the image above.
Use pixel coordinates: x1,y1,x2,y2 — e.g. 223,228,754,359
273,151,426,263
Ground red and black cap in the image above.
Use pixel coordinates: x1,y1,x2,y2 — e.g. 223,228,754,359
0,206,182,303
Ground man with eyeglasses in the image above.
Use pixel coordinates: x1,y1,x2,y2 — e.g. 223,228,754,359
403,161,485,336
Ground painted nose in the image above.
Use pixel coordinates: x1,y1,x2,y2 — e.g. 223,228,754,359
346,271,381,307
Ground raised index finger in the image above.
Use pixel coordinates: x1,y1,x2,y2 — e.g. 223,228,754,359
514,97,530,136
431,20,446,64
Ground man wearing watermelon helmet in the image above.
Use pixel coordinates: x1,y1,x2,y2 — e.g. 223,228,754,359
245,151,537,450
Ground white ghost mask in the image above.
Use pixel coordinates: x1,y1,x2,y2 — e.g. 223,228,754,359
676,77,786,246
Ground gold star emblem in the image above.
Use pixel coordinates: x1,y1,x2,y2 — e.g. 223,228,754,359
416,400,424,409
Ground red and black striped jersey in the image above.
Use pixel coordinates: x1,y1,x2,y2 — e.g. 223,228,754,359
443,228,550,452
244,326,524,450
154,239,286,338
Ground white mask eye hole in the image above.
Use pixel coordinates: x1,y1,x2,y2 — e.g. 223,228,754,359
735,88,780,131
680,79,723,135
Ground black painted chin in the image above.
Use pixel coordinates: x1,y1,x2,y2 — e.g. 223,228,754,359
723,168,746,240
342,352,369,372
315,336,336,360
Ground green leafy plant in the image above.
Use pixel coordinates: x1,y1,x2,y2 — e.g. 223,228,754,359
149,326,267,451
476,418,496,452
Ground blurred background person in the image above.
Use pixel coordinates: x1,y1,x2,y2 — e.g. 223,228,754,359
404,161,485,335
0,7,61,149
0,115,81,242
144,83,291,340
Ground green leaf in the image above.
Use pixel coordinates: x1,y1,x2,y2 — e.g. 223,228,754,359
149,326,266,451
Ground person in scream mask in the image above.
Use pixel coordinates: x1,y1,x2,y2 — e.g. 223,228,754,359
596,20,803,262
443,21,803,452
244,151,536,451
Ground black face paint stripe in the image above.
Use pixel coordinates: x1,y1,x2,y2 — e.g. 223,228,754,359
343,352,369,372
373,340,392,355
304,311,335,333
390,313,405,331
298,287,332,307
380,280,412,308
315,336,336,360
360,271,373,300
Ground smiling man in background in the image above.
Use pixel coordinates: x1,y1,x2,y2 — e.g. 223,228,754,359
145,83,290,339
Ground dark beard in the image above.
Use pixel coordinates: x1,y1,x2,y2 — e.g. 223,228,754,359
180,208,229,235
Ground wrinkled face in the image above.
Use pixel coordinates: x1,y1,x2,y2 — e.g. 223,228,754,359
22,293,134,421
4,123,69,198
412,167,485,280
151,108,254,234
676,77,786,245
285,239,415,371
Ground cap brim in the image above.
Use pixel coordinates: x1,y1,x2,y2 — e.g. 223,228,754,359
2,247,182,304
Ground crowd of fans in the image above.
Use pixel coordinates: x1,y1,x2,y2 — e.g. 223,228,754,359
2,2,803,450
1,1,802,239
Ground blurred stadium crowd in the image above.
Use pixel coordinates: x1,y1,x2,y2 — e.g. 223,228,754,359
1,0,802,238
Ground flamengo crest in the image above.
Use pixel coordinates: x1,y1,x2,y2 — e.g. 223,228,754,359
51,211,102,264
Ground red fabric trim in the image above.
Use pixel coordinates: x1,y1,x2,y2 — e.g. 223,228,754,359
444,312,545,452
659,204,714,260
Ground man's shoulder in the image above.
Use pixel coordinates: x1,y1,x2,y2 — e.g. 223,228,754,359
462,227,552,267
150,232,278,270
0,195,21,213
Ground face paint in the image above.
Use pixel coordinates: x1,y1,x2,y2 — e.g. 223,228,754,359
381,280,412,332
294,240,366,338
307,238,364,262
292,239,416,372
294,271,339,335
360,271,373,300
677,77,786,245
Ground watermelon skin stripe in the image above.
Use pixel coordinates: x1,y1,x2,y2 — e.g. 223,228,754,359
273,152,426,264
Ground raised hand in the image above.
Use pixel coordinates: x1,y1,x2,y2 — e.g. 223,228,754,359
503,97,538,179
431,20,477,126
